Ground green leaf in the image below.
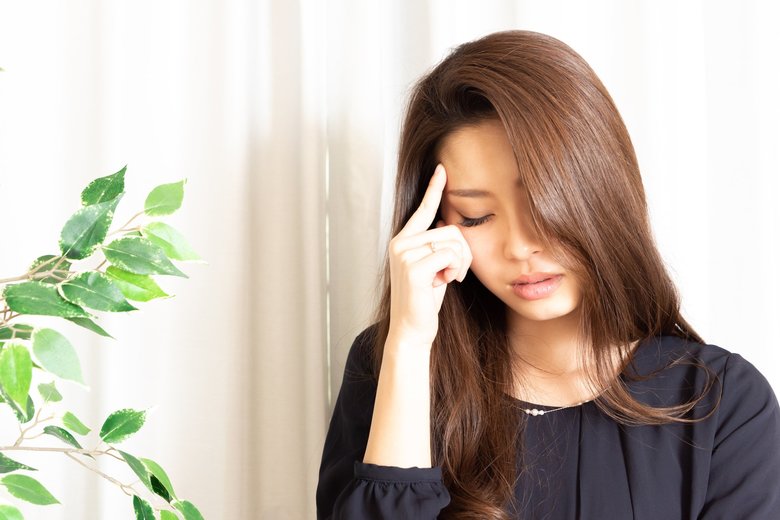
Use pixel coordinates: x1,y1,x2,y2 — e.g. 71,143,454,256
144,179,186,216
106,266,169,302
82,166,126,205
0,474,59,505
59,194,123,260
31,328,84,384
3,281,92,318
0,343,32,409
140,457,177,501
21,395,35,423
151,474,171,502
0,390,35,423
62,411,91,435
38,381,62,402
160,511,179,520
173,500,204,520
0,324,34,341
0,452,37,473
0,504,23,520
66,317,114,338
119,451,153,493
28,255,71,284
103,236,187,278
42,425,83,449
132,495,155,520
59,271,137,312
100,408,146,444
141,222,201,262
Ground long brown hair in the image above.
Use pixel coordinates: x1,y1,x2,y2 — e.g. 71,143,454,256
371,30,717,519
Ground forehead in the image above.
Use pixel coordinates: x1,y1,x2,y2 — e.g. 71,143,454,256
437,119,520,187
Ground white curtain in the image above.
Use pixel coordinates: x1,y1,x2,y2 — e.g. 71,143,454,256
0,1,777,518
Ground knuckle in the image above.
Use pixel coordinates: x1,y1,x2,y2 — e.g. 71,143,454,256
389,237,404,256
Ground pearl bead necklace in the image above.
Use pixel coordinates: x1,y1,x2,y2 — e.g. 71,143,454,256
520,401,587,416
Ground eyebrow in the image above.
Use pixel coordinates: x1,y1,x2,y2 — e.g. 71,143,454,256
445,189,494,198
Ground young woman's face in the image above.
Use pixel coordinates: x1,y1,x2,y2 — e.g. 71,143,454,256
438,118,582,329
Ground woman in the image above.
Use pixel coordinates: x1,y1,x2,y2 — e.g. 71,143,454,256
316,30,780,519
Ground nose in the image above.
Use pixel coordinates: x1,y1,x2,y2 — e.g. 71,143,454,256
503,218,542,261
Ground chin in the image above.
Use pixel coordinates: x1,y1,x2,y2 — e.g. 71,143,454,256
505,297,581,323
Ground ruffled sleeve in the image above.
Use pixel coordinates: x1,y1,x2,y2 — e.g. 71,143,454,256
316,327,451,519
699,353,780,518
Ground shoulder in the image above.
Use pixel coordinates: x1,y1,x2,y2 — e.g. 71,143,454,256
625,336,778,425
341,324,381,384
629,335,730,373
629,335,771,384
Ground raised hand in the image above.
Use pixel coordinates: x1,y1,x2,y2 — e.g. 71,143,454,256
387,163,473,347
364,163,473,468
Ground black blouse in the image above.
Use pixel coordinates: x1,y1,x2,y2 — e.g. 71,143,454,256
316,327,780,519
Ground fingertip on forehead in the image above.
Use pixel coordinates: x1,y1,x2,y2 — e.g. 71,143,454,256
434,163,446,180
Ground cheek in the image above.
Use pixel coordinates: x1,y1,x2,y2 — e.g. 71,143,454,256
566,277,584,303
463,232,497,277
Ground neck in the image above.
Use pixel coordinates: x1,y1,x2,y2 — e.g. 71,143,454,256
507,307,584,376
506,307,595,406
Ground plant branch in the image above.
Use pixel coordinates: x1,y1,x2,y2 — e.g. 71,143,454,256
107,211,145,238
0,311,21,329
0,209,144,286
1,444,177,514
0,255,63,284
14,407,54,446
64,451,139,497
102,444,126,462
0,445,112,455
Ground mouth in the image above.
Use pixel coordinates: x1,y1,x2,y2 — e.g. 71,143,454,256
510,274,563,300
511,273,561,285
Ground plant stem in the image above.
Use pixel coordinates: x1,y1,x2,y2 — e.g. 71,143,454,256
0,209,143,286
64,451,139,497
0,443,178,515
0,255,62,284
0,445,111,455
0,311,21,329
106,211,145,238
14,408,54,446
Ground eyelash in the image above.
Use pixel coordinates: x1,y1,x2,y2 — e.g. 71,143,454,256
460,214,492,227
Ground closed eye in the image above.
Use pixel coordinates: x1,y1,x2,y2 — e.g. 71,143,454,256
460,214,492,227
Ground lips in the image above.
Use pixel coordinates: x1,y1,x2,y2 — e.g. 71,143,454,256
511,273,560,285
510,273,563,300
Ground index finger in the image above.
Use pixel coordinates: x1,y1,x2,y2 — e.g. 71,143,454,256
398,164,447,237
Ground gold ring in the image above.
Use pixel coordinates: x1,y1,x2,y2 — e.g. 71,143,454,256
429,241,438,253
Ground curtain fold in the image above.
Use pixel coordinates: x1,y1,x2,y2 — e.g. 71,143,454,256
249,0,328,518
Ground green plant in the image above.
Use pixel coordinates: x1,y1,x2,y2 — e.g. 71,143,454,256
0,166,205,519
